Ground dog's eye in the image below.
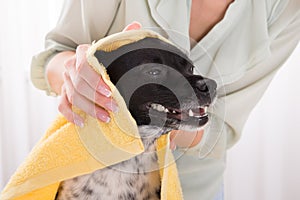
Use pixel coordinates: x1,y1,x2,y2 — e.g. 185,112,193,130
140,64,167,79
147,69,161,76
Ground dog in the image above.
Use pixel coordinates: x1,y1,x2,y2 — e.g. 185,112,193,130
55,37,217,200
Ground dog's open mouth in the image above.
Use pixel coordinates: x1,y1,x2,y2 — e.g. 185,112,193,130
142,102,209,127
148,103,208,120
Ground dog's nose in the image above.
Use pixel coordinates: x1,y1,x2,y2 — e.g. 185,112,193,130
186,76,217,101
195,79,217,95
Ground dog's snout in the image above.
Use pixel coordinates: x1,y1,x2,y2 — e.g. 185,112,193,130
195,79,217,95
182,76,217,104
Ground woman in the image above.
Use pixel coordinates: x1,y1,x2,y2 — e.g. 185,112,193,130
31,0,300,199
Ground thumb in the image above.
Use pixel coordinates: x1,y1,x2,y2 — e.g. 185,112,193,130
123,21,142,32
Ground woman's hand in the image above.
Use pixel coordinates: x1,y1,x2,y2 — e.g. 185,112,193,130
56,22,142,127
59,44,117,126
169,129,204,150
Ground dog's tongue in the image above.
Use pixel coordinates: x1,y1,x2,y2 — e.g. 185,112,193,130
200,107,207,116
191,108,204,117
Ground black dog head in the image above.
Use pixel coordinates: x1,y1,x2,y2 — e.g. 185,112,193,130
94,37,217,133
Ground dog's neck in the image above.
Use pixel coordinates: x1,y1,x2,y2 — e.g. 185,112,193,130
138,126,170,150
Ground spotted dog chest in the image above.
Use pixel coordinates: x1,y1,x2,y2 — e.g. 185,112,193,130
55,132,161,200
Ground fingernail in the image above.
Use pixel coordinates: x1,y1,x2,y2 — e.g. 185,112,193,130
97,113,110,123
105,101,119,113
74,119,84,128
98,86,112,97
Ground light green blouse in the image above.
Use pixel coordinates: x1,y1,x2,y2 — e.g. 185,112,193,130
31,0,300,199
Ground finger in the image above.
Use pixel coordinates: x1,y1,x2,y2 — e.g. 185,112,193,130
63,72,111,123
75,44,91,70
66,70,118,112
123,21,142,31
74,45,112,98
58,85,85,127
77,60,112,98
66,45,118,112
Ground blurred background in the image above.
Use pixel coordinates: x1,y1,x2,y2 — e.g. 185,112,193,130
0,1,299,199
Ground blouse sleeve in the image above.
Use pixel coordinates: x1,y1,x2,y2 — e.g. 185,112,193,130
30,0,121,95
224,0,300,147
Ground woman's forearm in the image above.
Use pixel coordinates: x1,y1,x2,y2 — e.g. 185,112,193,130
46,51,75,95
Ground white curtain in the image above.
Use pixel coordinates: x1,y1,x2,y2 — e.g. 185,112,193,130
0,1,300,199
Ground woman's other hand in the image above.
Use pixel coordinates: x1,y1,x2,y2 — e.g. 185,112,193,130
170,129,204,150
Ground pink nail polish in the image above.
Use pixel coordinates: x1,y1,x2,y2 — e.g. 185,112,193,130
97,113,110,123
98,86,112,97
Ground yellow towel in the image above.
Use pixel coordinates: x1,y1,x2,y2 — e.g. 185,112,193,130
0,30,183,200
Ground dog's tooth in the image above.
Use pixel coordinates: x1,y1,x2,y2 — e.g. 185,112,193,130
172,110,176,114
204,106,208,113
157,105,165,112
151,103,159,109
165,108,169,113
188,109,194,117
150,103,168,112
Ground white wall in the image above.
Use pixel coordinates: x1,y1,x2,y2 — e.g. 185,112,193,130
225,44,300,200
0,0,63,189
